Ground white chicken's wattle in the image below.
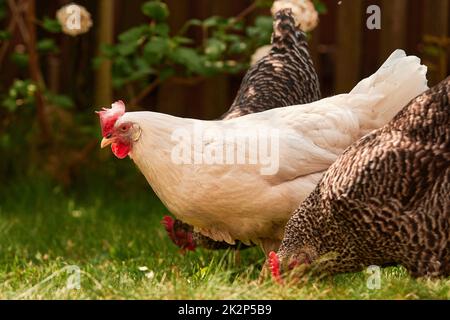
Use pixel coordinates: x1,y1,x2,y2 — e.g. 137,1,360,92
99,49,428,254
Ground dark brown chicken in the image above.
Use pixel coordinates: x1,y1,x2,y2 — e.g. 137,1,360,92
163,8,321,252
269,76,450,279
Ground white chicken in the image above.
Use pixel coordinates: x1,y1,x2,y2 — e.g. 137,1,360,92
98,50,428,254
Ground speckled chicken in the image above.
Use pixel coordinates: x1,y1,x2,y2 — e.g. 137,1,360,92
221,8,320,119
269,77,450,280
163,8,321,252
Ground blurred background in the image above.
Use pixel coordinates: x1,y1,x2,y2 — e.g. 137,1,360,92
0,0,449,189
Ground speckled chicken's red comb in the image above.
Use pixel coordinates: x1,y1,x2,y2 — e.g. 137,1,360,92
269,251,283,284
96,100,126,137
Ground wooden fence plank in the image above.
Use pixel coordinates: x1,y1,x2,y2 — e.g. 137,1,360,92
335,0,363,93
196,0,246,119
380,0,407,60
156,0,193,116
423,0,449,85
94,0,114,106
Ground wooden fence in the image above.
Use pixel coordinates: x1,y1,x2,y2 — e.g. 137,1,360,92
1,0,449,119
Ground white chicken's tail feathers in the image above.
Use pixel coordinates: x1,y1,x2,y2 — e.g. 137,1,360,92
347,49,428,132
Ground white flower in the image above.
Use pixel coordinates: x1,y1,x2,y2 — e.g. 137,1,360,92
250,45,272,66
271,0,319,32
145,271,155,279
56,3,93,36
138,266,149,271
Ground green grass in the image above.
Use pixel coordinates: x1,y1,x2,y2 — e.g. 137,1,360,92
0,178,448,300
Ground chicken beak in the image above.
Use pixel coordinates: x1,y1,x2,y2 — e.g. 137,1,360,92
101,137,113,149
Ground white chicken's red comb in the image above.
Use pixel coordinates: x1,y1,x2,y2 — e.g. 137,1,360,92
96,100,126,137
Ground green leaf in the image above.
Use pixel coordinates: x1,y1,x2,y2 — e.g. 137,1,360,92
186,19,203,27
100,44,116,58
92,57,103,69
313,0,328,14
2,98,18,112
118,25,149,43
112,77,126,88
143,37,170,65
42,17,62,33
423,45,441,57
204,38,226,58
114,56,135,76
11,52,29,68
172,36,193,45
159,67,175,81
178,19,202,35
37,38,58,53
0,134,10,148
255,0,273,9
129,57,157,82
153,23,170,36
0,30,11,40
46,93,74,109
2,79,36,112
255,16,273,31
116,42,139,56
116,26,149,56
246,16,273,46
142,1,169,22
124,68,154,83
203,16,228,28
227,19,244,31
169,47,205,74
229,41,247,54
134,57,152,71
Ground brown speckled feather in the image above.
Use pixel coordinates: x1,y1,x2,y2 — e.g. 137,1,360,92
221,9,320,120
276,76,450,277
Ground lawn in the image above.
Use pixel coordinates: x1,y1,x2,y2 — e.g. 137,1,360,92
0,178,448,300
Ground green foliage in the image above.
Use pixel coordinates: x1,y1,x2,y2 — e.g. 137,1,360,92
10,52,29,68
0,0,329,182
45,92,74,109
254,0,273,8
100,0,329,99
37,38,59,54
1,79,36,112
141,1,169,22
313,0,328,14
246,16,273,47
0,6,80,182
100,0,274,95
169,47,206,74
42,17,62,33
2,17,70,113
0,30,11,40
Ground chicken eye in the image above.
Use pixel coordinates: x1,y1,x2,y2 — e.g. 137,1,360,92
120,125,128,132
